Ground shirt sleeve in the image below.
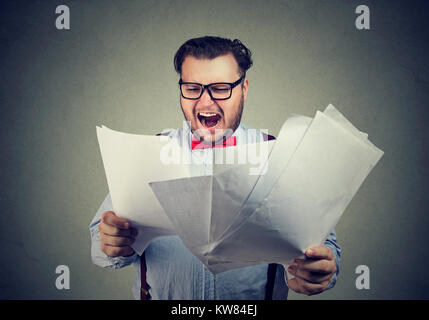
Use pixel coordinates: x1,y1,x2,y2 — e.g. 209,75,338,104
283,229,342,291
89,193,138,269
323,229,341,289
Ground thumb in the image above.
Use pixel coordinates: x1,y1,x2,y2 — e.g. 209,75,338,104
102,211,130,229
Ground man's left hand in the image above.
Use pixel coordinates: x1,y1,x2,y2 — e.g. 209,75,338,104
287,246,337,296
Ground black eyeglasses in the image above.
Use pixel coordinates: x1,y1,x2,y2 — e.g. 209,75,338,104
179,76,244,100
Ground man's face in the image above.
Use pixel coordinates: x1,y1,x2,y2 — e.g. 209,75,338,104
180,53,249,143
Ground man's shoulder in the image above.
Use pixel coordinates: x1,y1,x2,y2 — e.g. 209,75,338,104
262,132,276,141
155,128,182,139
239,124,276,142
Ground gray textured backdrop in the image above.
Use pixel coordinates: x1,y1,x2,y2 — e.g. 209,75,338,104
1,0,428,299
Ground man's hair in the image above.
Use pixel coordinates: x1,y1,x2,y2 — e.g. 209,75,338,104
174,36,253,77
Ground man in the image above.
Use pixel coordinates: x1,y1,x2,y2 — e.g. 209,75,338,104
90,36,341,299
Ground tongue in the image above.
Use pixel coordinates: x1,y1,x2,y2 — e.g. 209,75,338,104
204,115,220,128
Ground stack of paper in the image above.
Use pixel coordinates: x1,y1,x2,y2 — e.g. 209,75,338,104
97,104,384,274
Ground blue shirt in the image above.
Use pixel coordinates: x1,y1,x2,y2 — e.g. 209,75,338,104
90,123,341,299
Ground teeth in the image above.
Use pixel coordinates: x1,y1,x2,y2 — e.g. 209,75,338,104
199,112,218,117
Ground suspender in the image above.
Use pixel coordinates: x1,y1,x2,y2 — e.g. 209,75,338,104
265,263,277,300
140,131,278,300
140,252,149,300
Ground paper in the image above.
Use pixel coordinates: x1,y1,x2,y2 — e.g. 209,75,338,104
96,126,190,254
206,109,383,273
97,104,384,273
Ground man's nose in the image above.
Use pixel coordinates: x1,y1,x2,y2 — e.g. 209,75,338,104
198,87,214,106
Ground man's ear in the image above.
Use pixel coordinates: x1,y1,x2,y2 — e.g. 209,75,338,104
242,77,249,102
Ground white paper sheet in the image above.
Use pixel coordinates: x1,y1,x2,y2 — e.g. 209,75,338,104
207,108,383,273
97,104,384,273
96,126,190,254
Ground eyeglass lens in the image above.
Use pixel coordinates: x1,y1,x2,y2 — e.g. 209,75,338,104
181,83,232,100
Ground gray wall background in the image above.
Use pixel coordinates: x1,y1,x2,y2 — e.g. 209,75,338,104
1,0,428,299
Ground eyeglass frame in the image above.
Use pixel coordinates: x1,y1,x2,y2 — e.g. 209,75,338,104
178,75,245,100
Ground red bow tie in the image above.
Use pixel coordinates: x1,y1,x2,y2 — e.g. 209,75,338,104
191,136,236,150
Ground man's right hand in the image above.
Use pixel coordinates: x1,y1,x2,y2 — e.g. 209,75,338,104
99,211,138,257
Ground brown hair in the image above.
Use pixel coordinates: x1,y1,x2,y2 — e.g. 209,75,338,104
174,36,253,77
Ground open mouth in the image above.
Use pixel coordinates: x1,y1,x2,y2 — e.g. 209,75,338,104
197,112,222,128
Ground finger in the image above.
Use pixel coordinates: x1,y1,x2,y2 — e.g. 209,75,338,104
100,233,135,247
102,211,131,230
287,277,303,294
288,265,333,284
294,259,337,275
305,246,334,260
99,222,138,237
102,244,134,257
288,275,326,296
298,278,328,296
